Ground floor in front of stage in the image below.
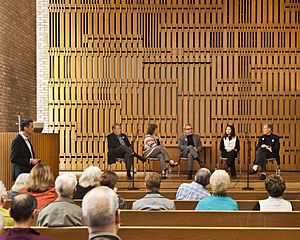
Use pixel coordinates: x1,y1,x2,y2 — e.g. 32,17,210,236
64,170,300,191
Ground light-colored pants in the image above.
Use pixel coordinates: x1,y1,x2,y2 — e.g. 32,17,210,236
147,146,170,171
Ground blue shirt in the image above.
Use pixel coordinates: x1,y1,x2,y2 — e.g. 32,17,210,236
195,195,238,211
176,182,211,200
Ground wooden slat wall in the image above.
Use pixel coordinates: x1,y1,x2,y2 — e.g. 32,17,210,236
0,133,60,188
48,0,300,172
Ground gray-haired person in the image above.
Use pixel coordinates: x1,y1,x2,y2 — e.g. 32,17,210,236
176,168,211,200
82,186,121,240
37,174,83,226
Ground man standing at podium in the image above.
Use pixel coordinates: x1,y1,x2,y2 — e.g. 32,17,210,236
10,119,40,181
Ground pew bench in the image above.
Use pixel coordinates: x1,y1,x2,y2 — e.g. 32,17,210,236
2,226,299,240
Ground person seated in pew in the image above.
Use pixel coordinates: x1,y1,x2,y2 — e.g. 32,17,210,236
0,181,14,226
107,123,146,180
249,123,280,180
0,193,53,240
143,124,178,179
74,166,102,199
37,174,83,226
82,186,121,240
178,123,203,180
176,168,211,200
132,172,175,210
220,124,240,179
253,174,293,211
195,170,238,211
8,173,30,199
100,171,127,209
19,163,57,210
0,213,3,230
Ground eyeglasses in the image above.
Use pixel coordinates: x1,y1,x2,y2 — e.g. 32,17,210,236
185,128,193,130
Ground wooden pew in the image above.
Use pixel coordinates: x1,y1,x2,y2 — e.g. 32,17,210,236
122,199,300,210
119,211,300,227
4,199,300,211
2,227,299,240
117,190,299,200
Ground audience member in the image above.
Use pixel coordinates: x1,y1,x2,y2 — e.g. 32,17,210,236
82,186,121,240
100,171,127,209
37,174,83,226
8,173,30,199
0,193,53,240
176,168,211,200
253,174,293,211
195,170,238,210
73,166,102,199
0,181,14,226
19,163,57,209
132,172,175,210
0,213,3,230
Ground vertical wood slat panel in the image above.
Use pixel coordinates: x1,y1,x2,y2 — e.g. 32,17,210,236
48,0,300,172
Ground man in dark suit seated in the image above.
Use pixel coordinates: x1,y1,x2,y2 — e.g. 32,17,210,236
178,123,203,180
10,119,40,181
249,123,280,180
107,123,145,179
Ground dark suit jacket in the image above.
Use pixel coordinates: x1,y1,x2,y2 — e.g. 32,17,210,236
256,134,280,163
10,134,35,180
107,133,131,164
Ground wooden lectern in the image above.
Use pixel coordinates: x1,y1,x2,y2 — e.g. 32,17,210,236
0,133,59,189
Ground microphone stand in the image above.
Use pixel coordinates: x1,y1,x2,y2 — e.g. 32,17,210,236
242,132,254,190
128,130,140,190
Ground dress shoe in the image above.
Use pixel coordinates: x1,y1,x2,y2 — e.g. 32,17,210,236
132,152,147,162
259,174,266,180
248,169,258,175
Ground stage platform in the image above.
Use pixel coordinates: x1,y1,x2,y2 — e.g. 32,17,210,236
63,170,300,191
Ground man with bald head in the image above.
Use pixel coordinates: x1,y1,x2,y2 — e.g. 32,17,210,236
82,186,121,240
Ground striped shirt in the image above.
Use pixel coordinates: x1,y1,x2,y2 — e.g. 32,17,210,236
176,181,210,201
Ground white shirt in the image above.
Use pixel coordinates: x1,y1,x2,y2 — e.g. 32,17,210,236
20,132,34,159
224,137,236,152
259,196,293,211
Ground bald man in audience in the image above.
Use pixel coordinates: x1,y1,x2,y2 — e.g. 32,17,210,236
132,172,175,210
0,193,53,240
37,174,83,226
82,186,121,240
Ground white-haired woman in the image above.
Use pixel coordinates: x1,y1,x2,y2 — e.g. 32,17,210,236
8,173,30,199
0,181,14,226
74,166,102,199
195,170,238,210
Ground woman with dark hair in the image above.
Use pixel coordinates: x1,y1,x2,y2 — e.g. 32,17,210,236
220,125,240,179
143,124,178,179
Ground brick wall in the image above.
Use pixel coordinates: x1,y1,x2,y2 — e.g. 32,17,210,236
0,0,36,131
36,0,49,132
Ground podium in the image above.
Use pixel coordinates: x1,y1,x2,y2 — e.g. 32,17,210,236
0,132,59,189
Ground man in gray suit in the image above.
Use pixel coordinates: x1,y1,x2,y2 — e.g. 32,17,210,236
178,123,202,180
132,172,175,210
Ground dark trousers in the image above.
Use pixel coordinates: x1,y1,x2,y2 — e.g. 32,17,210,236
254,147,273,173
115,145,133,171
221,150,237,177
181,147,201,171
